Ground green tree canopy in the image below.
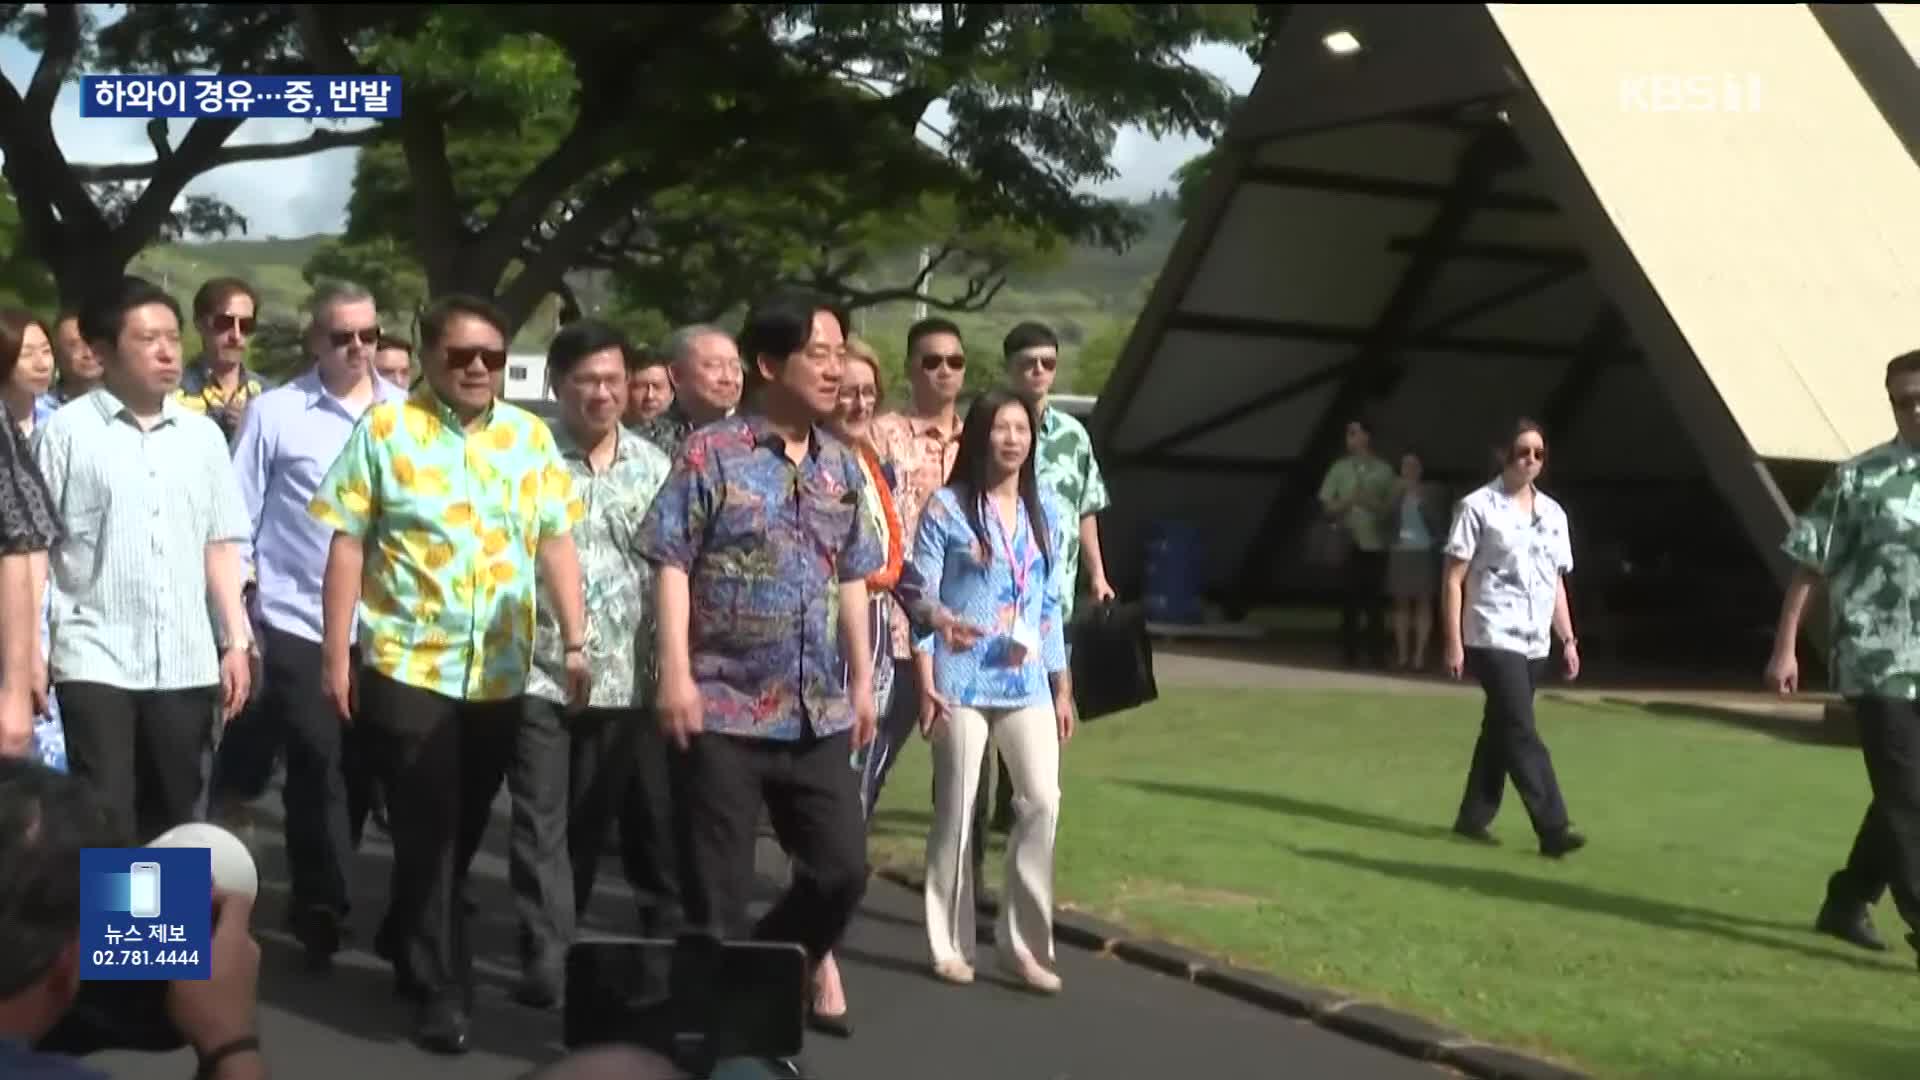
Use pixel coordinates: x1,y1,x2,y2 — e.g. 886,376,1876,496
295,4,1261,334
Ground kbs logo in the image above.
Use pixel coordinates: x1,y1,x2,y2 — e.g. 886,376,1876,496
1618,73,1763,114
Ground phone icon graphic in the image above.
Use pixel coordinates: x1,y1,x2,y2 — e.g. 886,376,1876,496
128,862,162,919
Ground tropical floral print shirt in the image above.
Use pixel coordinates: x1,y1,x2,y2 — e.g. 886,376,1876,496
911,486,1070,709
527,424,673,710
1444,480,1573,661
1035,405,1110,623
309,385,582,702
638,414,885,741
1782,438,1920,700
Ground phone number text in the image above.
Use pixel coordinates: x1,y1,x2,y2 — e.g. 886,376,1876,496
89,949,201,967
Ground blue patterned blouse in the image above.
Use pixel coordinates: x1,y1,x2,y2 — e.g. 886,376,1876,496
910,485,1069,710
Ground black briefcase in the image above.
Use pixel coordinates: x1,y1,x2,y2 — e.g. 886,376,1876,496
1069,600,1159,722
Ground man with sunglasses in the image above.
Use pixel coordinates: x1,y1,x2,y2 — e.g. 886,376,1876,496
1768,348,1920,973
211,281,406,971
177,278,269,444
310,293,590,1054
865,318,968,812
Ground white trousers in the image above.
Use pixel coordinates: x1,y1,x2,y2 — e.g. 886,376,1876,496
924,702,1061,968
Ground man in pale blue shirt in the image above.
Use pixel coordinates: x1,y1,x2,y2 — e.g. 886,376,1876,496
212,281,402,970
33,276,253,845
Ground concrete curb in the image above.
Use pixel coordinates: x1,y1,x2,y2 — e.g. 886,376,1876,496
870,864,1589,1080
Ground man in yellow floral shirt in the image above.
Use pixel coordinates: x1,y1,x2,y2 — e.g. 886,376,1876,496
309,294,589,1056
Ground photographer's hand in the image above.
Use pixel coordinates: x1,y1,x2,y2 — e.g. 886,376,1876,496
166,890,263,1079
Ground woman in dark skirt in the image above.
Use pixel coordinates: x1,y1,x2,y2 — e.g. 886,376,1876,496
1386,450,1445,670
0,396,62,759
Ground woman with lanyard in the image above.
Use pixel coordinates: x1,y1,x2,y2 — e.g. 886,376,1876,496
910,387,1075,994
1440,418,1587,858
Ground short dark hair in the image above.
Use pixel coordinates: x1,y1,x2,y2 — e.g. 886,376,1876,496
376,333,413,355
1886,349,1920,383
0,758,126,997
1495,416,1548,466
738,290,848,402
907,317,962,358
1002,321,1058,360
419,294,510,352
628,342,666,372
547,318,632,383
191,276,258,323
78,276,183,348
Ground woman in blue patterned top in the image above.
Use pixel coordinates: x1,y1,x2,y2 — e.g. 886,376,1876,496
911,387,1075,995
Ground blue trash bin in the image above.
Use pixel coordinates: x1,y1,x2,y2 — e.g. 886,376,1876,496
1142,520,1204,625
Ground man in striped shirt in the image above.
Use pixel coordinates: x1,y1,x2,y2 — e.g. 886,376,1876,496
33,276,254,843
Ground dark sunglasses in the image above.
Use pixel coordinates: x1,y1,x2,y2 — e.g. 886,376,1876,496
330,327,381,348
446,345,510,372
211,314,256,335
919,352,965,372
1890,392,1920,411
1512,445,1548,463
1015,353,1058,372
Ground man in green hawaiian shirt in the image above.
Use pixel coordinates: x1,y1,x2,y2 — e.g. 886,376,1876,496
463,319,677,1009
1318,418,1397,668
1768,348,1920,972
311,293,590,1052
1004,322,1115,620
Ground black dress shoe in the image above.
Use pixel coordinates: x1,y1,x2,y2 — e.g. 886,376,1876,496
291,906,343,972
1452,824,1499,846
414,999,469,1055
512,968,562,1011
1814,900,1888,952
1539,829,1587,858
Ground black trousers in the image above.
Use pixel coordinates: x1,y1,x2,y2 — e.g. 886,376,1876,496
676,729,866,962
358,669,519,1007
1342,549,1389,666
58,682,218,844
1455,647,1571,838
451,694,575,976
209,629,372,917
616,708,684,938
1826,696,1920,939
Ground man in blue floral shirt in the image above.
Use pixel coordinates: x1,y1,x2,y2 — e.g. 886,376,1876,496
639,291,883,1032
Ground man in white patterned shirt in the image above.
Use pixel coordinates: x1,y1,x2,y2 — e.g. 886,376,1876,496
33,276,254,843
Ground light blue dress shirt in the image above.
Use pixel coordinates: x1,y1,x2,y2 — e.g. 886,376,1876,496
910,486,1070,710
34,388,251,691
230,369,407,645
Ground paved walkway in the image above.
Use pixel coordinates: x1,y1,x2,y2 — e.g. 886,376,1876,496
84,798,1449,1080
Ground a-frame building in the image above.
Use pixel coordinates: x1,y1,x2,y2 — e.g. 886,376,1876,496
1090,3,1920,671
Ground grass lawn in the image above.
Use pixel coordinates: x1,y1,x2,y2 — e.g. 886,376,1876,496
866,687,1914,1080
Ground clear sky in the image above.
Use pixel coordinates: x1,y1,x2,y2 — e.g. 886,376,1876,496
0,33,1258,240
